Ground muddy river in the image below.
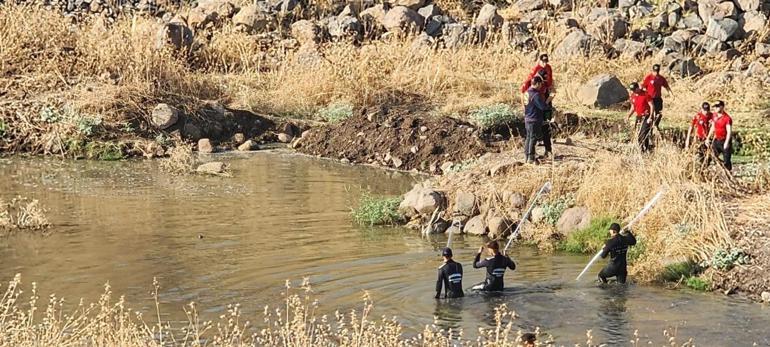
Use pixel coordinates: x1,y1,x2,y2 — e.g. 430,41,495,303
1,152,768,345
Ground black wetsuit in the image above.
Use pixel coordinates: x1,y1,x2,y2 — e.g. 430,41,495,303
436,260,464,299
473,253,516,291
598,231,637,284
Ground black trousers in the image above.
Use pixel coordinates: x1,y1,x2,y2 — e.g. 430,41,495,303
599,264,627,284
713,139,733,171
525,121,543,161
542,122,552,154
637,116,653,153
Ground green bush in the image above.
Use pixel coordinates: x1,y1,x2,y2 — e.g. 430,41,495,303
685,276,710,291
626,237,646,264
661,261,699,282
352,192,404,226
469,103,517,130
736,130,770,158
541,195,574,226
317,102,354,123
707,249,750,271
558,216,615,254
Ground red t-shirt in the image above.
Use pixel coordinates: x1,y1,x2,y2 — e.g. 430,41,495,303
712,112,732,141
630,92,651,117
520,64,553,93
691,111,713,140
642,74,669,98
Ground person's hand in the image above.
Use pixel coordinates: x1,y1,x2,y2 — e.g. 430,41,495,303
723,142,729,150
478,246,485,254
646,117,652,124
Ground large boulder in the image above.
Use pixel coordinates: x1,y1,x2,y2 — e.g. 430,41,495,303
327,15,363,40
487,216,514,240
417,4,442,20
464,215,487,235
512,0,545,13
475,4,503,29
668,57,701,77
586,13,628,42
553,29,597,59
706,18,740,42
577,74,628,108
399,184,446,217
745,61,767,78
151,103,179,129
360,4,388,26
198,138,214,153
734,0,760,12
698,0,719,23
556,207,591,236
756,43,770,58
382,6,423,35
155,23,193,51
454,191,478,216
291,20,322,45
613,38,646,59
232,5,273,33
678,12,703,30
197,0,237,18
442,23,469,49
393,0,425,10
740,12,768,34
692,34,727,54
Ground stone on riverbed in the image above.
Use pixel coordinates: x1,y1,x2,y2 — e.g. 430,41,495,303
556,207,591,235
151,103,179,130
196,161,230,176
198,138,214,153
399,183,446,217
464,215,487,235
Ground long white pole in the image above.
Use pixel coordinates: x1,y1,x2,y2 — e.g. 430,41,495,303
575,187,667,281
503,181,552,254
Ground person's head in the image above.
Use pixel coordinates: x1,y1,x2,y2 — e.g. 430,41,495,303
537,68,548,80
628,82,640,93
520,332,537,347
442,247,453,261
713,100,725,113
609,223,621,237
531,76,543,88
538,53,549,65
701,102,710,113
652,64,661,75
485,241,500,255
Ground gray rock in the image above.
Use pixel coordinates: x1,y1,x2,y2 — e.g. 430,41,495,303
553,29,597,59
198,138,214,153
614,38,646,59
512,0,545,13
667,11,680,28
399,184,446,217
442,23,468,49
232,133,246,144
430,218,450,234
487,216,513,240
328,15,363,39
182,123,202,141
618,0,636,10
693,34,727,53
706,18,739,42
454,191,478,216
745,61,767,78
277,133,293,143
669,58,701,77
577,74,629,108
762,291,770,302
716,1,737,19
196,161,228,175
556,207,591,236
679,12,703,30
756,42,770,58
155,23,193,51
360,4,388,26
531,207,544,223
237,140,256,151
417,4,442,20
382,6,423,35
628,3,654,19
269,0,298,13
232,5,273,32
735,0,761,12
475,4,503,29
151,103,179,130
508,192,526,209
698,0,719,23
393,0,425,10
740,12,768,34
196,0,237,19
291,20,321,45
652,12,668,31
464,215,487,235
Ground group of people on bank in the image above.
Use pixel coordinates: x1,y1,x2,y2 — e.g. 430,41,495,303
521,54,735,171
435,223,637,299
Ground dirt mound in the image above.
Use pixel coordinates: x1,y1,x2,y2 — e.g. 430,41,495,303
298,111,496,173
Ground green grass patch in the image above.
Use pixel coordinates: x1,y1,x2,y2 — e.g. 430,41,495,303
352,192,404,226
317,102,354,123
557,215,615,254
661,261,699,282
685,276,710,291
85,142,125,161
469,103,517,130
541,195,574,226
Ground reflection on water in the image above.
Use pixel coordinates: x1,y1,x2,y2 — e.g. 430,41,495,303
1,152,769,345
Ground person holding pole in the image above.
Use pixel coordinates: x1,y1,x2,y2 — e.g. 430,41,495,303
435,247,464,299
598,223,637,284
472,241,516,291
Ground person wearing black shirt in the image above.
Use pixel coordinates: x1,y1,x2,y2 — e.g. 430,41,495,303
472,241,516,291
598,223,637,284
436,247,464,299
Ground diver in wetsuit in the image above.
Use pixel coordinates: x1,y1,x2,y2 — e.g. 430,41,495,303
436,247,464,299
472,241,516,291
598,223,637,284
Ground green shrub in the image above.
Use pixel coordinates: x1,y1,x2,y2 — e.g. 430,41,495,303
469,103,517,130
558,216,615,254
661,261,699,282
541,195,574,226
626,237,646,264
706,248,750,271
445,159,476,173
736,130,770,158
84,141,125,161
685,276,710,291
317,102,354,123
38,106,103,136
352,192,403,226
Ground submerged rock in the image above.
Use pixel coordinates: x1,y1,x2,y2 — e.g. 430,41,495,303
464,215,487,235
196,161,229,175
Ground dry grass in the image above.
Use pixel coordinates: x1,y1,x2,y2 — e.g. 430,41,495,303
0,275,696,346
0,197,50,231
160,142,197,175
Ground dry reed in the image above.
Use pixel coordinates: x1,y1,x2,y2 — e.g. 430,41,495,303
0,197,50,231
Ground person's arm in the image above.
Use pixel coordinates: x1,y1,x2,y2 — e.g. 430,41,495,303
531,92,549,111
506,256,516,270
706,121,715,144
724,123,732,150
648,99,656,123
473,251,487,268
685,122,694,149
663,77,672,95
622,229,637,246
435,268,444,298
626,101,635,121
520,79,531,94
600,240,612,259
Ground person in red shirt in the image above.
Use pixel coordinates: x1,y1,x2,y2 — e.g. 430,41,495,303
642,64,672,129
686,102,713,163
707,100,733,171
626,82,654,153
520,54,553,94
520,54,554,157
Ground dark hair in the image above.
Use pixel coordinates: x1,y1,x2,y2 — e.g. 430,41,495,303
532,76,544,85
652,64,661,71
539,53,549,62
486,241,500,251
609,223,621,232
702,102,710,110
628,82,639,91
713,100,725,108
521,332,537,343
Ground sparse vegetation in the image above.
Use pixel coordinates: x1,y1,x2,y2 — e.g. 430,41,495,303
0,197,50,231
685,276,710,291
541,195,574,226
352,192,403,226
558,216,615,254
317,102,354,124
661,261,700,282
160,143,197,175
706,249,750,271
469,103,517,130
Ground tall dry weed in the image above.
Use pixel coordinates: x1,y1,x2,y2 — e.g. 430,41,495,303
0,197,50,231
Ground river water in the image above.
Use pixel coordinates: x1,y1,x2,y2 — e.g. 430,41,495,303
1,152,769,345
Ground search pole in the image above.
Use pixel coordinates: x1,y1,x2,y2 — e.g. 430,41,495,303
503,181,553,254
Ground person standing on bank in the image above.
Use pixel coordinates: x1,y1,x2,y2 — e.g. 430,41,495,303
524,76,554,164
685,102,714,164
521,54,555,158
598,223,637,284
435,247,464,299
707,101,733,171
626,82,654,153
642,64,673,130
472,241,516,291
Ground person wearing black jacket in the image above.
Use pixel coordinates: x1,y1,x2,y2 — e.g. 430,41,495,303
598,223,637,284
524,76,554,164
472,241,516,291
436,248,464,299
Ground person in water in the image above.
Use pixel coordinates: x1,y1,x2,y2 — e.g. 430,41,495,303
473,241,516,291
598,223,637,284
520,332,537,347
436,247,464,299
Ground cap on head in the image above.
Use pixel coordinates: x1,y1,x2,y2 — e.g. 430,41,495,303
539,53,549,62
486,241,500,250
713,100,725,108
652,64,661,72
701,102,710,110
442,247,453,257
609,223,621,232
628,82,639,91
